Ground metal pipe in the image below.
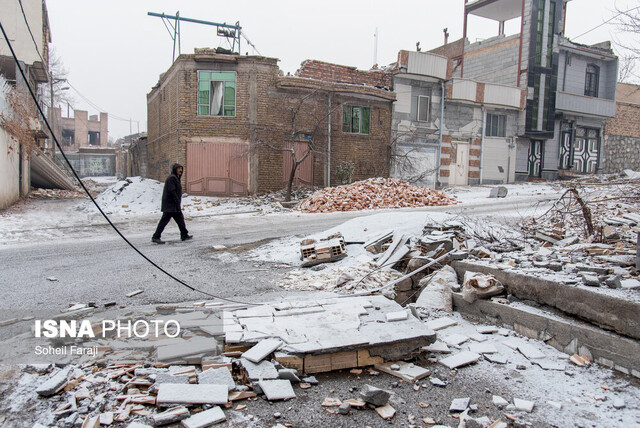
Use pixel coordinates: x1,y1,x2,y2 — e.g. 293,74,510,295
147,12,241,30
480,105,486,184
327,92,332,187
438,81,446,186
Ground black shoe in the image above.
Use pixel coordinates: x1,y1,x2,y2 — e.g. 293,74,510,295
181,235,193,241
152,238,165,244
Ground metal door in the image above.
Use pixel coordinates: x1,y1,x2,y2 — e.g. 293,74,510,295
528,140,543,178
282,141,313,187
186,142,249,196
573,128,600,173
449,142,469,186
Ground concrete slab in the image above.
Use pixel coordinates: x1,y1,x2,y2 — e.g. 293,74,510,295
258,379,296,400
241,338,283,363
517,343,546,360
156,384,228,406
452,260,640,340
156,338,218,362
373,361,430,382
425,317,458,331
180,406,226,428
385,311,408,322
468,342,498,354
155,373,191,384
36,367,71,397
198,367,236,391
533,359,565,371
422,340,452,353
439,351,481,369
240,358,279,380
443,334,469,346
484,353,508,364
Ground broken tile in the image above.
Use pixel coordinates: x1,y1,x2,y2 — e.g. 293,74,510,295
277,368,300,383
322,397,342,407
533,359,565,371
375,403,396,419
493,395,509,409
449,397,470,413
241,338,283,363
422,340,451,353
443,334,469,346
197,367,235,391
425,317,457,331
468,333,488,342
155,373,190,384
468,343,498,354
151,406,190,425
180,406,226,428
547,400,562,410
156,384,228,406
156,338,218,362
513,398,535,412
258,379,296,400
36,367,71,397
344,398,366,408
613,398,626,409
373,361,430,382
439,351,481,369
430,377,447,387
517,343,545,360
385,311,408,322
240,358,279,380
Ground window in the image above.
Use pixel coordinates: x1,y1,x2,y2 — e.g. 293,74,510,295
417,95,430,122
88,131,100,145
342,105,370,134
197,71,236,116
486,114,506,137
585,64,599,97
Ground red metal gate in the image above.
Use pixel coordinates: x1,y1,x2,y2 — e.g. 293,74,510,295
282,141,313,188
186,142,249,196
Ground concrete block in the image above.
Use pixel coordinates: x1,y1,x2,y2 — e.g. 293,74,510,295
489,186,508,198
198,367,235,391
258,379,296,400
156,384,228,406
151,406,190,425
181,406,226,428
360,384,390,406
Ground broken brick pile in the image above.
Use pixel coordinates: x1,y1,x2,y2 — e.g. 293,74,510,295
296,178,457,213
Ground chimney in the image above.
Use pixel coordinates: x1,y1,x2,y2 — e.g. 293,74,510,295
443,28,450,45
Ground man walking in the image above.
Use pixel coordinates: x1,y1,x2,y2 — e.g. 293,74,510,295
152,163,193,244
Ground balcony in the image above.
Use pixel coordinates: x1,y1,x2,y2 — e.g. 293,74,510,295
555,91,616,118
406,52,448,80
450,78,523,109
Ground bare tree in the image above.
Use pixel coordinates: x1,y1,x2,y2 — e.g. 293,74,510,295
38,47,75,111
612,4,640,82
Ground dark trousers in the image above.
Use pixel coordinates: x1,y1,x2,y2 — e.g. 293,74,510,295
153,211,189,239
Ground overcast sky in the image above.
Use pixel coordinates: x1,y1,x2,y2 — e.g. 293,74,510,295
45,0,635,140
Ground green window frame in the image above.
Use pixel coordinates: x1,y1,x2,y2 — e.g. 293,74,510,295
342,105,370,134
197,71,236,116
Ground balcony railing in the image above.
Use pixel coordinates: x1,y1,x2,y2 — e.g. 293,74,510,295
555,91,616,118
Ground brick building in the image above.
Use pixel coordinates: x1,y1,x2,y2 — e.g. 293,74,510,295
603,83,640,173
52,107,108,151
145,50,395,196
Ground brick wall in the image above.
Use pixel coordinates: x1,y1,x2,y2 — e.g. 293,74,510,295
296,60,392,90
605,102,640,139
146,54,393,195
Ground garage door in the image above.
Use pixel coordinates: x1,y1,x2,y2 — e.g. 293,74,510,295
186,142,249,196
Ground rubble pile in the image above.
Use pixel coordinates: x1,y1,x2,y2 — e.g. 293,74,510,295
29,188,86,199
296,178,457,213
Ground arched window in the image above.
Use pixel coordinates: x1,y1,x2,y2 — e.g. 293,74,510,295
585,64,599,97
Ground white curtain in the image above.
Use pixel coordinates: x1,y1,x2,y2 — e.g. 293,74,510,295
211,81,224,115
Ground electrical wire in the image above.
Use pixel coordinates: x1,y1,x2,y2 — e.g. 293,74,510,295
0,20,259,307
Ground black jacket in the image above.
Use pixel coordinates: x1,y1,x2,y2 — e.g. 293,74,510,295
161,163,183,212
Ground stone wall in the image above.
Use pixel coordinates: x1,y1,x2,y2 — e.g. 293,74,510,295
602,135,640,174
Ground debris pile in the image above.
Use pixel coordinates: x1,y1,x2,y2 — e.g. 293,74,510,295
29,188,86,199
296,178,457,213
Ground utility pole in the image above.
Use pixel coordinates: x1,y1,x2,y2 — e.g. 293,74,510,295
49,73,54,158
